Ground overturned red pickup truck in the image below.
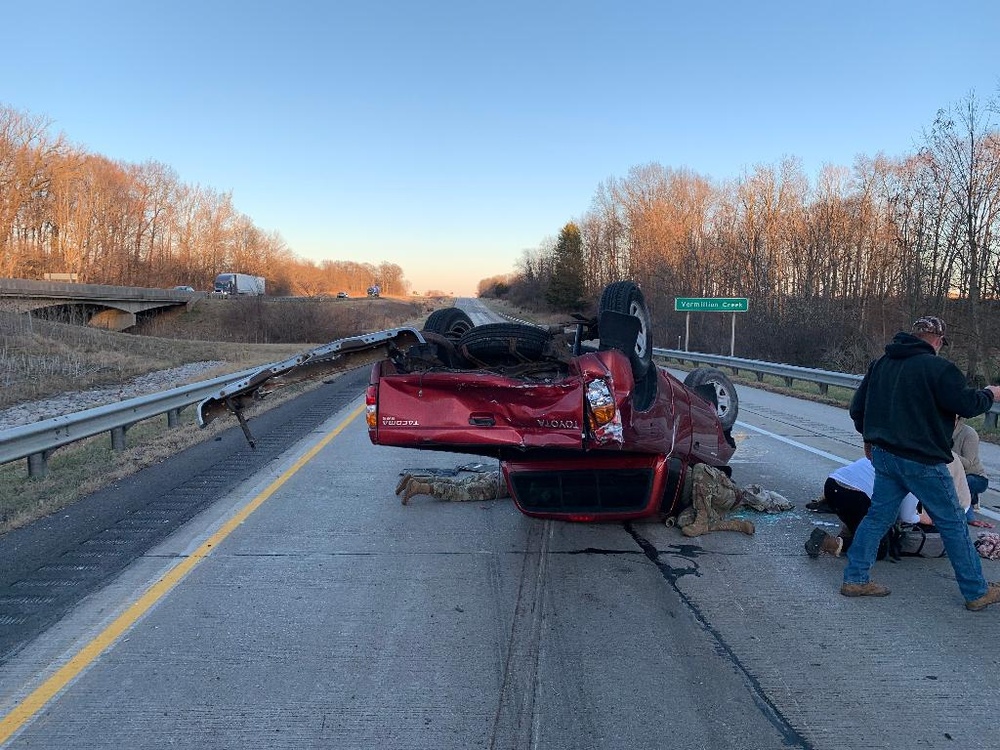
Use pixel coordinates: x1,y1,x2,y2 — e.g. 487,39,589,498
199,282,738,522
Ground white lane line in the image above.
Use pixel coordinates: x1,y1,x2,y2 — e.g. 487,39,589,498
736,420,1000,524
735,420,851,465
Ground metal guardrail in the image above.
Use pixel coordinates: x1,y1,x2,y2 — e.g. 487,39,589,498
653,348,1000,427
0,366,261,477
653,348,864,392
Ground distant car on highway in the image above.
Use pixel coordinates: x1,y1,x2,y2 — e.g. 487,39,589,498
336,292,349,299
173,285,195,292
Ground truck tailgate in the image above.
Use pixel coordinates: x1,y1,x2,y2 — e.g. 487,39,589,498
372,369,585,451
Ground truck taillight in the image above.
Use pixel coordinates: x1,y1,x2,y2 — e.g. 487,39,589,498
365,384,377,429
585,378,622,444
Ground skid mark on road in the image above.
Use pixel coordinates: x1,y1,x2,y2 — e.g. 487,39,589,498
488,519,550,750
736,420,851,465
739,404,860,447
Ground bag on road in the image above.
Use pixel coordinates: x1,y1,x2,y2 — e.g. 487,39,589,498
891,522,946,558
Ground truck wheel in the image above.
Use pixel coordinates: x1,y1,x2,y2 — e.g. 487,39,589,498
423,308,474,342
457,323,551,366
599,281,652,379
683,367,739,431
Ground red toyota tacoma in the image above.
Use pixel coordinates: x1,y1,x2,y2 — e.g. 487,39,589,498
199,282,738,522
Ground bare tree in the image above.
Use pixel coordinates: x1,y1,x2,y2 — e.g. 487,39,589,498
924,91,1000,381
0,106,68,276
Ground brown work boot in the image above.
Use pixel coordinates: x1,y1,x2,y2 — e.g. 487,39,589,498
966,582,1000,611
840,581,891,597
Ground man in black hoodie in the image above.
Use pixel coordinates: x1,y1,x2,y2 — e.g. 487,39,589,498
844,316,1000,610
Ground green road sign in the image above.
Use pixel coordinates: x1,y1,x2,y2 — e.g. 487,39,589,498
674,297,749,312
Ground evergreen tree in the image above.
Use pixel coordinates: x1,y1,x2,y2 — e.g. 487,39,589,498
545,222,586,310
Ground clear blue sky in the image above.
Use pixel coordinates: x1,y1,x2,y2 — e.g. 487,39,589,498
5,0,999,296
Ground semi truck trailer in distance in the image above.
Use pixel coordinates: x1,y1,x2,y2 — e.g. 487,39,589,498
213,273,265,296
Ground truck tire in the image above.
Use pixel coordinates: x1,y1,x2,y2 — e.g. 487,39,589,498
457,323,551,366
599,281,652,379
423,308,474,342
683,367,739,431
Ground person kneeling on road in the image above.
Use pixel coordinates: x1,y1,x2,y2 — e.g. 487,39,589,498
672,463,756,537
804,454,967,559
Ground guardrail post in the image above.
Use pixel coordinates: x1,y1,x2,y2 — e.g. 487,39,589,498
819,383,829,396
167,408,181,428
986,406,1000,429
27,451,49,478
110,425,129,451
783,377,794,387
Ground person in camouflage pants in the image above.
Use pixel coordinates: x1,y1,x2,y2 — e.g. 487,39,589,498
674,463,755,537
396,463,761,540
396,470,510,505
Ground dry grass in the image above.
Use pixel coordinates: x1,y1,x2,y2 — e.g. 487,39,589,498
0,296,436,534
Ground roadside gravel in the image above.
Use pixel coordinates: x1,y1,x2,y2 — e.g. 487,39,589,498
0,361,227,431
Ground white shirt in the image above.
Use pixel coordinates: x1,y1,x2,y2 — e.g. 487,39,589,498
830,455,969,522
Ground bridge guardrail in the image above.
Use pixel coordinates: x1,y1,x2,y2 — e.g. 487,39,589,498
3,347,998,477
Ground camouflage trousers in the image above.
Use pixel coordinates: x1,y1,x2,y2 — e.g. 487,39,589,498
674,463,755,537
396,471,510,505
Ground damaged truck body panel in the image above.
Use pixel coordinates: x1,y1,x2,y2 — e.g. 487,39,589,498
369,360,587,453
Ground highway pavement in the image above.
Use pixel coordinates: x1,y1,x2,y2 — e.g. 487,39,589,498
1,371,999,748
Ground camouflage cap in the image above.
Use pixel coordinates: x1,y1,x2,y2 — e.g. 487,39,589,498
912,316,947,343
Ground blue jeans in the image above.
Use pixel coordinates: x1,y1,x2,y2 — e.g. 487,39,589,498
966,474,989,520
844,446,988,602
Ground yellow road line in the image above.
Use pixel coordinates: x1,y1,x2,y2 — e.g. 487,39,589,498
0,402,364,746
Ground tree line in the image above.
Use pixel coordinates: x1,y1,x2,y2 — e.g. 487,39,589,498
0,105,407,297
482,91,1000,383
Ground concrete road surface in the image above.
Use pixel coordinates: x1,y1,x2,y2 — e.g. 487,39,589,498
1,378,999,749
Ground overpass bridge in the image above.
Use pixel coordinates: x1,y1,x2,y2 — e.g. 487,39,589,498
0,278,205,331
